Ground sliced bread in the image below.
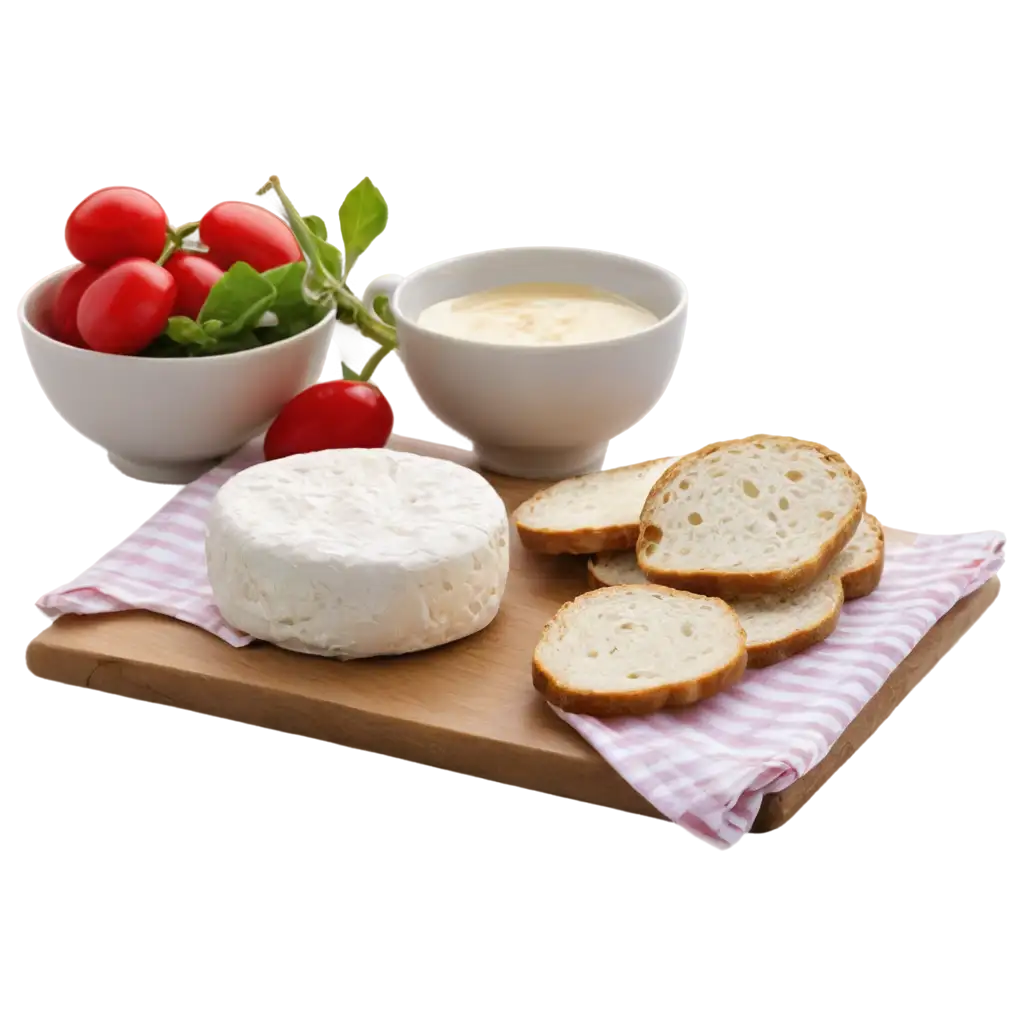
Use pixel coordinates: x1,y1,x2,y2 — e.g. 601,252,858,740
587,550,844,667
532,584,747,716
832,512,885,599
514,457,677,555
637,435,866,597
732,576,844,667
591,510,884,601
587,549,649,589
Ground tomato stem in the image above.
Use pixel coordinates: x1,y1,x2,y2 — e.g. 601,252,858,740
356,338,396,381
156,221,200,267
153,239,174,268
176,221,200,241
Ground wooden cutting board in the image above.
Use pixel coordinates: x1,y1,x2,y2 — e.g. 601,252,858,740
25,436,1000,832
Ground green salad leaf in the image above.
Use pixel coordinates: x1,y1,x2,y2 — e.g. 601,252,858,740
261,262,331,341
153,317,268,357
198,262,277,335
301,215,343,288
165,316,215,347
143,174,396,370
148,258,332,358
338,177,388,281
139,334,192,358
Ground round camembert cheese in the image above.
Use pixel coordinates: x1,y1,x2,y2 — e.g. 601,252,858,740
206,449,510,659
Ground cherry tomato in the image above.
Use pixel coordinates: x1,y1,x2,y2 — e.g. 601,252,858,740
264,380,394,461
165,251,224,320
200,201,302,273
65,187,167,267
50,264,105,347
77,258,178,355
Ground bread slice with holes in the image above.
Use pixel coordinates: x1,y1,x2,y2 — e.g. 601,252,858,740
732,576,844,667
637,435,866,597
587,551,844,667
832,512,884,599
513,457,677,554
533,584,747,716
591,510,884,602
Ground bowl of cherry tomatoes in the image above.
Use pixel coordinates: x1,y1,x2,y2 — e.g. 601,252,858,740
20,187,337,483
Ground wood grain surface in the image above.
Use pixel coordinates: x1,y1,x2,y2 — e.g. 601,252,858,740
25,436,1001,832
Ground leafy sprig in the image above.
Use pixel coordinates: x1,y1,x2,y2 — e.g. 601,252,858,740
145,260,330,358
257,175,397,381
142,175,395,372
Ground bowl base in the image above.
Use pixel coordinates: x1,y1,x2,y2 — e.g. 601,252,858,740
108,452,220,485
473,441,608,480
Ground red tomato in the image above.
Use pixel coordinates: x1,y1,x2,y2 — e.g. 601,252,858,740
264,380,394,461
51,264,105,346
200,202,302,273
165,251,224,320
65,187,167,267
77,258,178,355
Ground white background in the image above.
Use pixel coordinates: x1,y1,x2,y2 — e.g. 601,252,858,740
581,241,1024,438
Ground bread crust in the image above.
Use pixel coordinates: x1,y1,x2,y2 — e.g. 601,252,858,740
838,513,885,600
589,509,884,601
588,554,845,667
637,435,867,598
742,577,844,668
514,458,676,555
586,552,642,589
522,524,641,556
532,584,748,716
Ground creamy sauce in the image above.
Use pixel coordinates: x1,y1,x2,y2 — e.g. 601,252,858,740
416,282,658,345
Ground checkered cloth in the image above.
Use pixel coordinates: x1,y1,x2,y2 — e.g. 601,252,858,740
38,441,1005,846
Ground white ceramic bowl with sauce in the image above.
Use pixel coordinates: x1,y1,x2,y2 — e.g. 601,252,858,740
364,247,687,479
20,266,335,483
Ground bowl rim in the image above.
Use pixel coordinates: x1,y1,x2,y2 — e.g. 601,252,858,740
390,245,688,354
18,263,337,366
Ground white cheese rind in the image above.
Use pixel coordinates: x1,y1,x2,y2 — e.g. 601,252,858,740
205,449,510,659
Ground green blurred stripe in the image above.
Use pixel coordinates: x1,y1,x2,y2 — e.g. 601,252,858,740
352,173,1024,266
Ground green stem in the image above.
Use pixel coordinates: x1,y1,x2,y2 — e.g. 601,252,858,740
153,239,174,268
156,221,201,267
372,294,396,326
356,337,396,381
333,295,396,347
176,221,200,240
258,174,398,365
258,175,333,294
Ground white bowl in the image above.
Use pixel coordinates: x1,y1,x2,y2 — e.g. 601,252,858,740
364,247,687,478
20,266,336,483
